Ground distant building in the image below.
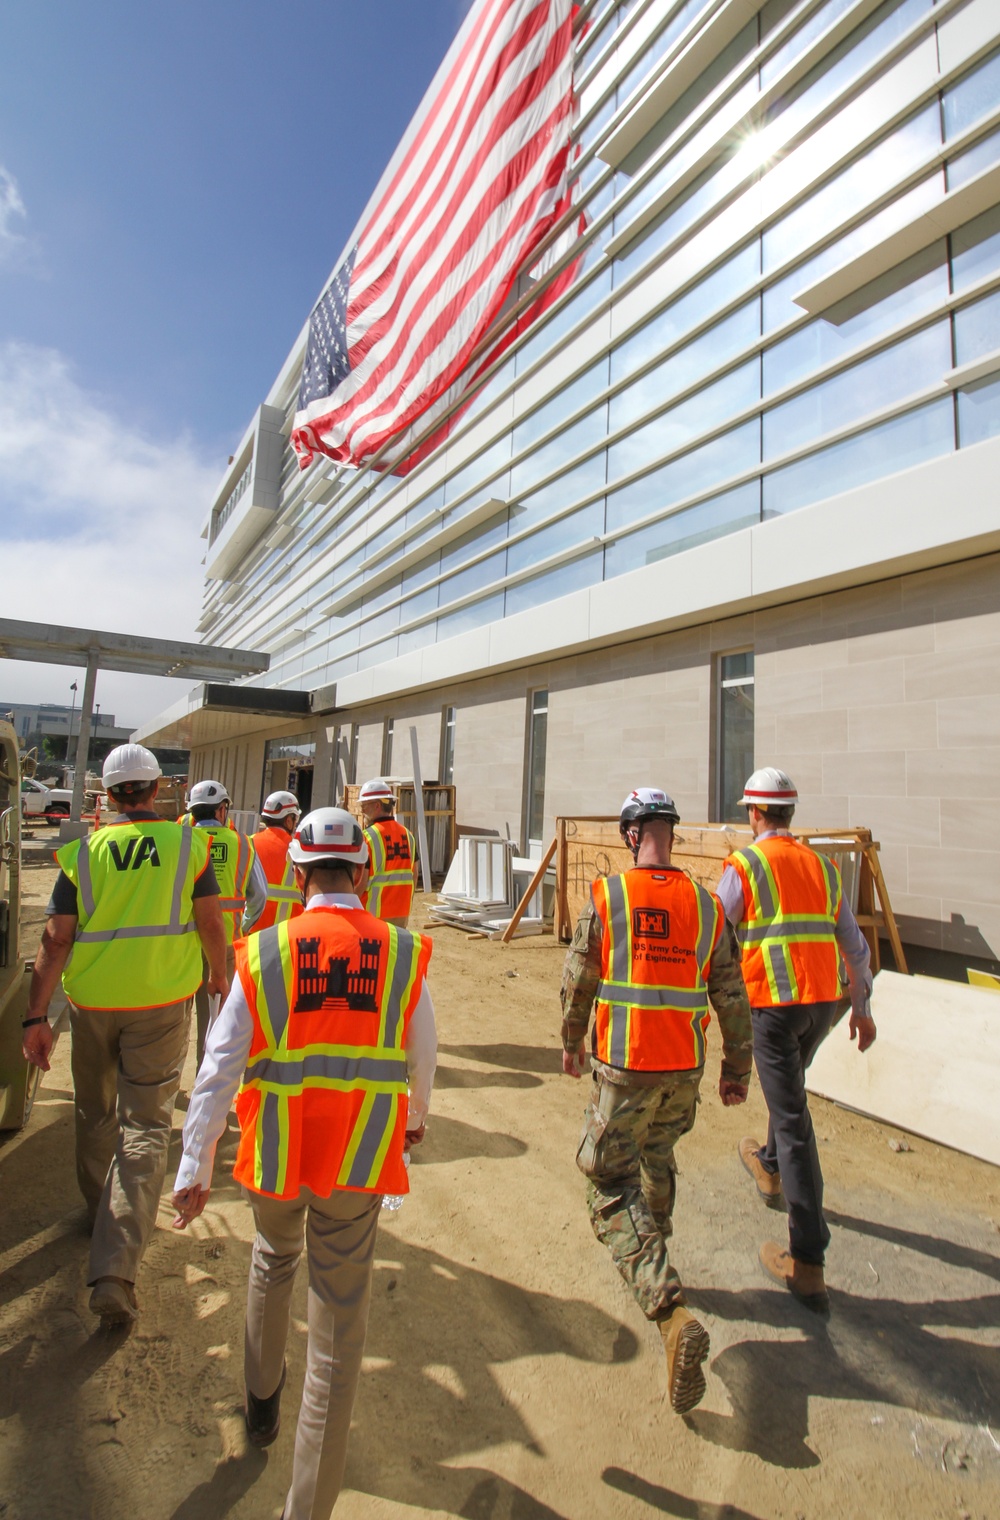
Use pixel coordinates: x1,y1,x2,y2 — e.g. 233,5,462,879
138,0,1000,972
0,702,128,744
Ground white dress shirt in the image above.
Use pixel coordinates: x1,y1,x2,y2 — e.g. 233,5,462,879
173,893,437,1193
715,830,873,1017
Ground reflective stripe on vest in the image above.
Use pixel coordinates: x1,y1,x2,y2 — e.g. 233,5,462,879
592,869,722,1072
56,821,209,1008
249,826,302,932
363,819,415,920
729,840,842,1006
200,824,253,942
234,912,428,1198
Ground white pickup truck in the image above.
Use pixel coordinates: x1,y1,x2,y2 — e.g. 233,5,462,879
20,777,74,819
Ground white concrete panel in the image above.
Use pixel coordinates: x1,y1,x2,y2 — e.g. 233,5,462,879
806,970,1000,1166
938,0,1000,76
587,527,754,643
488,593,591,667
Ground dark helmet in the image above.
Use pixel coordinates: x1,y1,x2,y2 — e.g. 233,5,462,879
619,787,680,844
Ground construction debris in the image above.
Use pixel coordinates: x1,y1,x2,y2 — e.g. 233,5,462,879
427,835,553,939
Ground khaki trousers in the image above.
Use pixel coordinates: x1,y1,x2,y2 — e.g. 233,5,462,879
245,1186,381,1520
194,944,236,1070
70,998,191,1284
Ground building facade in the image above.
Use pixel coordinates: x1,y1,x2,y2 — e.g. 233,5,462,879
138,0,1000,968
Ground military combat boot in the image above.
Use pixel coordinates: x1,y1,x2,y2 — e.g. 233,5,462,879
658,1303,710,1414
738,1137,783,1207
245,1362,287,1448
759,1241,829,1314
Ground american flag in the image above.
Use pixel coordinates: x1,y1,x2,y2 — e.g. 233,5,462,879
292,0,579,476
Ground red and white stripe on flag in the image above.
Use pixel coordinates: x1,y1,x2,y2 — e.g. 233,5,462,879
291,0,578,475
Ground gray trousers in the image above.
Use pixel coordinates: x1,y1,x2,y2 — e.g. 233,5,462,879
752,1001,838,1266
70,998,191,1284
245,1185,381,1520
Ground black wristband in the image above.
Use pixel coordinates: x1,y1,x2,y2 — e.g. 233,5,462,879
21,1016,48,1028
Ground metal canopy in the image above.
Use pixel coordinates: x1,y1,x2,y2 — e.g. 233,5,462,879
0,616,269,827
0,617,268,682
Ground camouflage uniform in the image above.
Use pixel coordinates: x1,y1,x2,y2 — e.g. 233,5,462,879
562,891,753,1320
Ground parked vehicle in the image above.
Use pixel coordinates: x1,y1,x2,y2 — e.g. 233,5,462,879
20,776,73,819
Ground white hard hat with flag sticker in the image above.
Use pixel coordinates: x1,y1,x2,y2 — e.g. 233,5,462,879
739,767,798,807
261,789,301,821
288,807,369,867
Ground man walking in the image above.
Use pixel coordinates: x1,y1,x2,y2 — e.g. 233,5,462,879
561,788,752,1414
250,789,303,932
358,777,416,926
21,744,228,1326
171,806,436,1519
717,767,876,1312
185,778,266,1066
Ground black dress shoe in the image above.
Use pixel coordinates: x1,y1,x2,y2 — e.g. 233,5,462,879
245,1362,286,1447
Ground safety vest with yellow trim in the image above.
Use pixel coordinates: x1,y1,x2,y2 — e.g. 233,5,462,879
181,817,255,946
232,906,432,1200
724,835,842,1007
250,825,303,932
362,817,415,921
56,820,211,1010
591,868,724,1073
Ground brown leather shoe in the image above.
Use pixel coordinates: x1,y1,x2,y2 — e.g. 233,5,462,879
738,1137,783,1207
759,1241,829,1313
659,1305,711,1414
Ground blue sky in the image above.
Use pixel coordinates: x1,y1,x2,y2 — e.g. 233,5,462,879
0,0,474,725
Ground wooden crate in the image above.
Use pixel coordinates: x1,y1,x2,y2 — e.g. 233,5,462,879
554,816,907,973
341,781,457,879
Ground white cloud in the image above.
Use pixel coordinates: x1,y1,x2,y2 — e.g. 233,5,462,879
0,341,221,725
0,166,28,265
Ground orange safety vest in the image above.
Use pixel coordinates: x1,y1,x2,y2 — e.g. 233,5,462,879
251,825,303,931
362,816,415,921
233,907,432,1200
591,868,724,1073
725,835,842,1007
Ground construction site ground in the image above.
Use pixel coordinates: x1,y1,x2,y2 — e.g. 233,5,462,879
1,857,998,1520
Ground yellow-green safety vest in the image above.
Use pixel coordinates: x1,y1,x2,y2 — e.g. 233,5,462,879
57,820,210,1010
183,818,254,945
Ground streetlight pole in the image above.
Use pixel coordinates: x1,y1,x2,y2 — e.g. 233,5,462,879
66,681,78,763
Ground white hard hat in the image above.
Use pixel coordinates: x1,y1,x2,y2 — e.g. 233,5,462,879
188,779,231,808
619,787,680,837
358,777,395,803
288,807,368,868
261,789,301,821
103,744,161,788
739,767,799,808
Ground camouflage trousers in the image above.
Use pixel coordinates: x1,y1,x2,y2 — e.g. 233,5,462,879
575,1068,703,1320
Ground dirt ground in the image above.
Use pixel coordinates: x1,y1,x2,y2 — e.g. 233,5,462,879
1,857,999,1520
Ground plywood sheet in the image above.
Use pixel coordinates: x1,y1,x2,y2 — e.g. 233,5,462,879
806,970,1000,1167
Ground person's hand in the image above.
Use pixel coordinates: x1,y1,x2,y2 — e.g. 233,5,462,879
171,1185,209,1229
562,1042,586,1078
850,1011,876,1053
206,973,229,1002
22,1020,53,1072
719,1077,748,1106
405,1123,426,1147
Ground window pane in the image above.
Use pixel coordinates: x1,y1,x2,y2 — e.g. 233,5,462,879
611,301,760,433
954,287,1000,366
763,243,948,396
760,0,855,89
513,451,607,517
958,374,1000,447
943,46,1000,139
511,408,607,498
436,591,505,641
506,549,604,617
514,358,609,452
719,656,754,823
527,690,548,843
612,244,761,386
763,399,954,516
763,322,951,459
951,204,1000,292
607,420,760,532
609,362,760,483
946,124,1000,192
721,650,753,681
437,548,506,608
604,481,759,579
444,434,511,504
507,500,605,576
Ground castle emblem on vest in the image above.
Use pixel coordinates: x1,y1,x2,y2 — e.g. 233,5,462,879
295,937,381,1013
